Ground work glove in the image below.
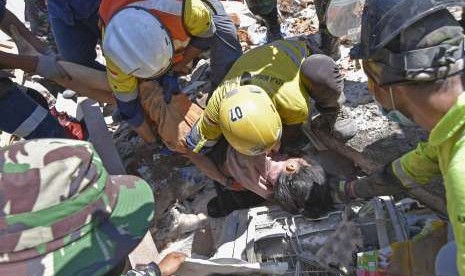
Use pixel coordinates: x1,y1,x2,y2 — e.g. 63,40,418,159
35,54,71,80
330,165,407,204
159,73,180,104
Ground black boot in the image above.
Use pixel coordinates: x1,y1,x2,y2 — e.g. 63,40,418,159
261,7,283,43
320,27,341,61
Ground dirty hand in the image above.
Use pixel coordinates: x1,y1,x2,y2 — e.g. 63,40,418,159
35,54,71,80
329,178,356,204
159,252,187,276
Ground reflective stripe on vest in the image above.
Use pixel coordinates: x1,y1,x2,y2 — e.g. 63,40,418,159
272,40,309,68
13,105,48,138
392,158,420,189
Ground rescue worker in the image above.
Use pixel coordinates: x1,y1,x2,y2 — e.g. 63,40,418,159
138,80,333,218
327,0,465,274
0,139,186,275
99,0,242,144
186,39,356,158
0,1,85,140
14,52,333,219
245,0,341,59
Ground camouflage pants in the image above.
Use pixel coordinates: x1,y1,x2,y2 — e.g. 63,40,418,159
24,0,56,50
245,0,277,16
314,0,331,28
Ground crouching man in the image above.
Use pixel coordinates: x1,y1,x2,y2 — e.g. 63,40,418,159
328,0,465,274
139,80,334,218
0,139,185,275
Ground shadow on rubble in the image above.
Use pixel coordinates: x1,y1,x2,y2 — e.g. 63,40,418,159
343,80,372,108
359,127,446,216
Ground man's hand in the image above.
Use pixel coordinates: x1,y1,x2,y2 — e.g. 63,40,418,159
159,252,186,276
329,178,356,204
35,54,71,80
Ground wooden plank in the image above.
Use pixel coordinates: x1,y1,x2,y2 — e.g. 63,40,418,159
301,122,327,151
313,128,380,174
129,233,161,267
77,98,125,175
77,97,160,267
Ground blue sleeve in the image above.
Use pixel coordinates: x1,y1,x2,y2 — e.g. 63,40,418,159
115,97,145,128
189,36,211,51
0,0,6,22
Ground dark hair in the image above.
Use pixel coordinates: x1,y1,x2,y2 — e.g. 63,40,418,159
274,163,333,218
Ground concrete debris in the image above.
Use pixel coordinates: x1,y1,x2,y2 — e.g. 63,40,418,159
155,204,208,246
315,219,363,273
247,23,268,45
221,1,257,28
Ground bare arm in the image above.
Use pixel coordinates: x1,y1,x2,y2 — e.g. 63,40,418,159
0,50,37,71
184,150,228,186
0,9,49,54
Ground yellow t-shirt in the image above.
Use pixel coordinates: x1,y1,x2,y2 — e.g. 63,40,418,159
194,40,310,152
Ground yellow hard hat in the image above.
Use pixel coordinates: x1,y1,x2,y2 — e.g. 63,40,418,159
219,85,282,156
183,0,216,37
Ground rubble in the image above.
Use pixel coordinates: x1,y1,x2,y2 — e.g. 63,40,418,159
109,1,447,274
0,1,449,274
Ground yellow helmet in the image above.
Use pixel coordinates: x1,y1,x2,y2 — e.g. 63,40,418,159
219,85,282,156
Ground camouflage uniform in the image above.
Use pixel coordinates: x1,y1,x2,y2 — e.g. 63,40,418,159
0,139,155,275
24,0,56,50
245,0,282,42
314,0,341,60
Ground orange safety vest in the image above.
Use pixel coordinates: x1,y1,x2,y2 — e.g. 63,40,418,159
99,0,190,64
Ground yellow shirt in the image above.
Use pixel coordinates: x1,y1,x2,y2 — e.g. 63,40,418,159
194,40,310,152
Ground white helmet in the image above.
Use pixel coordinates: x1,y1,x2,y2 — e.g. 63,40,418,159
103,7,174,78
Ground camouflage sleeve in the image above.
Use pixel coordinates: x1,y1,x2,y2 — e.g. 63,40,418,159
125,262,161,276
